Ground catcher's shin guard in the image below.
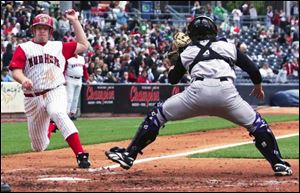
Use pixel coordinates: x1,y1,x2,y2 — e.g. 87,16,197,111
250,113,288,169
127,103,167,159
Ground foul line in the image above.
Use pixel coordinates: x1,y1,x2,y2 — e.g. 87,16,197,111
89,133,299,172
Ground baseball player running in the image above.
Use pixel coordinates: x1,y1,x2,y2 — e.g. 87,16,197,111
105,16,292,176
65,54,89,120
9,10,91,168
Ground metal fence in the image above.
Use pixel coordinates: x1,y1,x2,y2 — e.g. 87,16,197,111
126,11,271,29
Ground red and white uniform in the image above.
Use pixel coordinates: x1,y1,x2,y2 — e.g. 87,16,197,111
9,40,79,151
65,55,89,115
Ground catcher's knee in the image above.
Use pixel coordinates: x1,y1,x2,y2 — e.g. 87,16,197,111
141,102,167,134
249,112,268,134
148,102,167,128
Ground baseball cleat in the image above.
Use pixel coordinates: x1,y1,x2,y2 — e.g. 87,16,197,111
273,163,293,176
105,147,134,170
76,152,91,169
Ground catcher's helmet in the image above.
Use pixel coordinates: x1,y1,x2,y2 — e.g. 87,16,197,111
187,16,218,42
32,14,53,29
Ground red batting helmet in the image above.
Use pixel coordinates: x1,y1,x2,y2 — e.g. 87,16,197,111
32,14,53,29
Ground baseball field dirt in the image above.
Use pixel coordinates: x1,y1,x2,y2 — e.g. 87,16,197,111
1,107,299,192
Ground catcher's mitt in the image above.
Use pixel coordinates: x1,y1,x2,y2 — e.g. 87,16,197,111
167,32,191,64
173,32,191,49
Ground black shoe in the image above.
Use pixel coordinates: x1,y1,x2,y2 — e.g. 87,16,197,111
1,182,11,192
76,152,91,168
273,163,292,176
105,147,135,170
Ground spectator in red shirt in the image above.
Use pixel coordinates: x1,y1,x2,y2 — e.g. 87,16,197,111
273,10,281,27
137,69,150,83
128,66,137,82
283,59,299,76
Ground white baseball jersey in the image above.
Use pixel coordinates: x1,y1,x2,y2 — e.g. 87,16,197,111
66,55,85,78
13,41,72,93
180,40,237,80
65,55,87,115
9,40,79,151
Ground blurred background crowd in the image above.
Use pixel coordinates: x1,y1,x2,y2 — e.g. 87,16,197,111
1,1,299,84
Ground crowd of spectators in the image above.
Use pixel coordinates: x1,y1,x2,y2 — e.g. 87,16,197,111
1,1,299,84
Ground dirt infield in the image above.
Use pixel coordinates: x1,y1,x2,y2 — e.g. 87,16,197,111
1,107,299,192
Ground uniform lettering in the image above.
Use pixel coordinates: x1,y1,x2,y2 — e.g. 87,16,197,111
28,54,60,67
49,55,53,63
54,57,60,68
33,56,38,65
45,54,50,63
28,58,33,67
39,55,43,63
71,64,83,68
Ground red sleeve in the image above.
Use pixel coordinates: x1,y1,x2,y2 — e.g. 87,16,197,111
62,42,77,60
83,64,90,81
9,46,27,70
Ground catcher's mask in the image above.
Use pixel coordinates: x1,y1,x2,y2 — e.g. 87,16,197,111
187,16,218,42
31,14,54,35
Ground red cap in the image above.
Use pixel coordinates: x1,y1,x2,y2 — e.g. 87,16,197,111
32,14,53,29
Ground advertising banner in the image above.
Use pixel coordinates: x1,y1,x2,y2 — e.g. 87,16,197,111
115,84,160,113
81,84,115,113
81,84,187,113
1,82,25,113
80,83,299,114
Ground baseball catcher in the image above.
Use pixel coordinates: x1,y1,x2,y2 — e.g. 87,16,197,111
105,16,292,176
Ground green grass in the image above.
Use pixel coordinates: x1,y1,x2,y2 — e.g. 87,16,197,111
189,136,299,159
1,115,298,155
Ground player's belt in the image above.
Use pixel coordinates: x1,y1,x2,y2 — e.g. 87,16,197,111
68,75,81,79
24,85,63,97
195,77,228,81
24,89,51,97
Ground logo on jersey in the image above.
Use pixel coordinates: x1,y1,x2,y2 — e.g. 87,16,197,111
28,54,60,67
203,50,210,57
71,64,83,68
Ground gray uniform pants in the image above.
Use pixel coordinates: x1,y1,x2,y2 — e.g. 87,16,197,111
161,79,256,132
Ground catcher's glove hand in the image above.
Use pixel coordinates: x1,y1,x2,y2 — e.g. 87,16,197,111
167,50,180,64
166,32,191,64
173,32,191,49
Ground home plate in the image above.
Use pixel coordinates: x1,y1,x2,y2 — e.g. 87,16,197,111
38,177,90,182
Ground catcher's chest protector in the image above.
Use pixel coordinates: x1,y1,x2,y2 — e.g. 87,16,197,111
160,39,257,132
